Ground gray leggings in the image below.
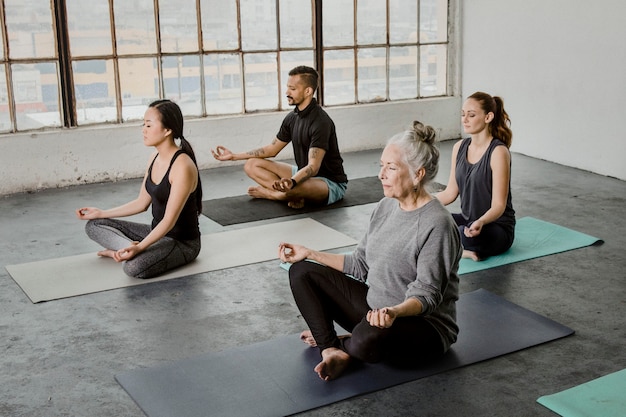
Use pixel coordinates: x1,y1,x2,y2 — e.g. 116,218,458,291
85,218,201,279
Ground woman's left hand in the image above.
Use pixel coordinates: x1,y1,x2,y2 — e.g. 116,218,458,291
113,242,142,262
465,219,484,237
367,307,397,328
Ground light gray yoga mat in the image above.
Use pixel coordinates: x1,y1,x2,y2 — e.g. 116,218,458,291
115,289,574,417
6,218,357,303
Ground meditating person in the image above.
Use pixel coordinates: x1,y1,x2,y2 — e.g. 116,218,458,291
278,121,462,381
436,91,516,261
211,65,348,209
76,99,202,279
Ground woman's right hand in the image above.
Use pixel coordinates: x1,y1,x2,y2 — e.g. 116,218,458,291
278,242,309,263
76,207,102,220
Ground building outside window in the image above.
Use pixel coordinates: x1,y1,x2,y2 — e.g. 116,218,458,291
0,0,450,133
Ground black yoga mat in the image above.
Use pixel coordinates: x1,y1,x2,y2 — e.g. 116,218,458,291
115,289,574,417
201,177,445,226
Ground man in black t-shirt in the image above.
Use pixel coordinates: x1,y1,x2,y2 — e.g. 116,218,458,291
211,66,348,209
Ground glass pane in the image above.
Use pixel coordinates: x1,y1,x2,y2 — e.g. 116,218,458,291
12,63,61,130
279,0,313,48
323,49,354,106
243,53,278,111
323,0,354,47
0,65,11,133
389,0,418,44
159,0,198,52
357,48,386,103
204,54,242,115
357,0,386,45
66,0,112,56
280,51,315,109
420,44,447,97
119,58,159,121
240,0,277,51
162,55,202,116
201,0,239,50
5,0,56,59
420,0,448,43
114,0,157,55
73,60,116,125
389,46,418,100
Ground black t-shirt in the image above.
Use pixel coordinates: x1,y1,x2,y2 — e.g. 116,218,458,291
276,98,348,184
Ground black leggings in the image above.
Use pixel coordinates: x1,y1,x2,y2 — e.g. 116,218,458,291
289,260,444,366
452,213,514,258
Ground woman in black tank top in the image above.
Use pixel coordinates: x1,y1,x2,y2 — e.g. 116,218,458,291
76,100,203,279
436,92,516,261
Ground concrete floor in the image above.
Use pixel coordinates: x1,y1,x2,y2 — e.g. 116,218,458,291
1,141,625,417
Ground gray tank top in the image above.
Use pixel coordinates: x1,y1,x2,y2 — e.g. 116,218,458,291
455,138,515,231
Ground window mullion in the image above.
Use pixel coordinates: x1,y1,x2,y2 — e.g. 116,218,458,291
1,2,17,132
53,0,76,127
109,0,122,123
153,0,164,98
314,0,323,104
195,0,206,116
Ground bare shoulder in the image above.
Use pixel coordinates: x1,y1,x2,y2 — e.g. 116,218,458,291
490,145,511,171
171,152,198,178
491,144,511,160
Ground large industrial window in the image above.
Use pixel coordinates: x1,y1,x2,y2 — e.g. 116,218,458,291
0,0,449,133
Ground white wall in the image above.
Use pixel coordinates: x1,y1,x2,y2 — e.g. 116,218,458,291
461,0,626,181
0,97,461,196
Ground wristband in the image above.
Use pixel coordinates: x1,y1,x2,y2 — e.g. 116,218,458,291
291,178,298,189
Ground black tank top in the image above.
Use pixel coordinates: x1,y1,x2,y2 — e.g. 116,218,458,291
145,150,200,240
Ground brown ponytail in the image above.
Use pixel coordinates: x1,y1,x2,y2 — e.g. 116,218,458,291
468,92,513,148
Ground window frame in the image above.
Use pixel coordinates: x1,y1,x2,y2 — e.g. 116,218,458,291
0,0,454,133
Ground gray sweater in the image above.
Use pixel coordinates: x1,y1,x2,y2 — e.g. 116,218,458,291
343,197,462,350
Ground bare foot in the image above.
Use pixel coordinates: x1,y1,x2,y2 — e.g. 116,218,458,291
300,330,317,347
287,198,305,209
97,249,116,259
462,249,481,261
314,347,351,381
247,186,272,199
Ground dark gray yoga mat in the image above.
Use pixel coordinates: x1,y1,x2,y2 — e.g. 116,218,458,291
201,177,445,226
115,289,574,417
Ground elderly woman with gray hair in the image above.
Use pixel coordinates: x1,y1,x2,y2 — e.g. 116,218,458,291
279,121,462,381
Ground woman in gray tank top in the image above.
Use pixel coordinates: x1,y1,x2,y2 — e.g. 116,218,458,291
436,92,516,261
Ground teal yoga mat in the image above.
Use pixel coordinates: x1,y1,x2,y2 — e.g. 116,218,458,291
537,368,626,417
457,216,603,274
279,217,603,275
